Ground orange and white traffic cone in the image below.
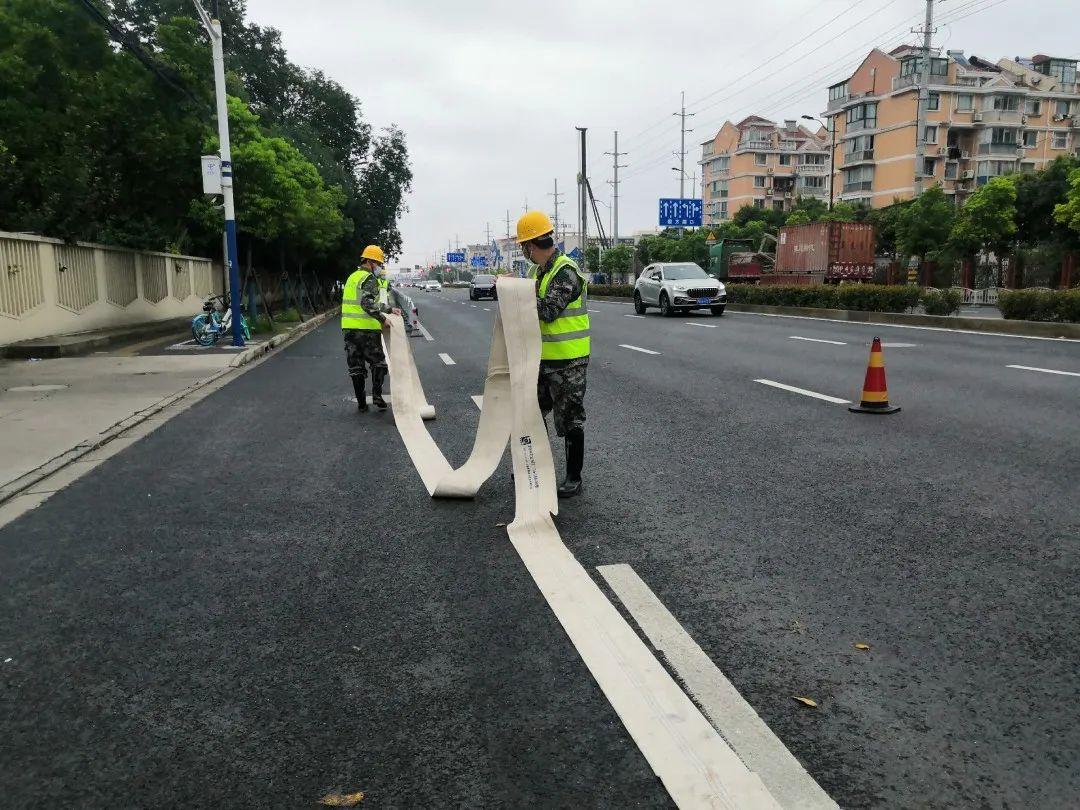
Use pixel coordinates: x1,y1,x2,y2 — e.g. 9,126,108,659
849,336,901,414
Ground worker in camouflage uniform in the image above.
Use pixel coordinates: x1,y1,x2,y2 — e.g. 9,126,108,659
341,245,391,412
516,210,590,498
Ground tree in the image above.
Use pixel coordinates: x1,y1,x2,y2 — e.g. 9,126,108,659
896,184,955,263
600,244,632,280
1053,167,1080,236
949,176,1018,283
866,198,911,257
1018,156,1080,247
787,196,828,224
584,244,600,274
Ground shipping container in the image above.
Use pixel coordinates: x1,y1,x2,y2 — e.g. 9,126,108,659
775,222,875,279
707,238,756,280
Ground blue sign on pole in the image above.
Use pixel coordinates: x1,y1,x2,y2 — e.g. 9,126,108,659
446,251,466,263
470,256,488,268
658,198,703,227
567,247,583,260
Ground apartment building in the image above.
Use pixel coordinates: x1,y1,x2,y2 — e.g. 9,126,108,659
826,47,1079,208
698,117,830,226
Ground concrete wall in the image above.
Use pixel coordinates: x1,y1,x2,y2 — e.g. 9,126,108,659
0,231,224,346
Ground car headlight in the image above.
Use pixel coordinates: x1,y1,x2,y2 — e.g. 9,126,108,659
672,284,688,292
717,282,726,293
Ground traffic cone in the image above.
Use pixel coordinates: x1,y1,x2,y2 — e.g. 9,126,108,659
849,337,901,414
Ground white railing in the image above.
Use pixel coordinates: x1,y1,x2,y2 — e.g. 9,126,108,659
960,286,1003,305
0,230,221,346
797,164,829,174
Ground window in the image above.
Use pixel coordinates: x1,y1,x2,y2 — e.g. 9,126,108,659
754,176,766,187
773,201,785,211
1020,162,1036,173
1024,98,1041,115
779,154,791,166
802,176,825,188
931,57,948,76
1023,131,1038,147
844,134,874,159
802,154,826,165
1053,132,1068,149
755,153,768,165
1036,59,1078,86
923,158,936,177
927,92,940,111
944,162,958,180
843,165,874,191
988,127,1018,144
713,156,730,170
899,56,947,77
956,94,974,111
976,160,1016,183
992,95,1021,111
924,126,938,144
1055,100,1072,117
845,102,877,131
753,199,766,208
720,202,728,220
829,81,849,101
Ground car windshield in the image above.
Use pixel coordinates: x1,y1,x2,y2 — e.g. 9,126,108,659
663,264,709,280
474,275,494,283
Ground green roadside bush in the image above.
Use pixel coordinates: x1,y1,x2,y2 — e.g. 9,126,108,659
727,284,921,313
276,307,303,323
589,284,635,298
250,314,274,334
920,288,963,316
998,289,1080,322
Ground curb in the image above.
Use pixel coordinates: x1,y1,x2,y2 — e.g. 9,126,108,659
589,296,1080,339
0,307,339,506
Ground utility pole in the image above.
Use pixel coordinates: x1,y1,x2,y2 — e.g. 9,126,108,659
484,222,493,269
673,91,695,200
576,127,588,274
192,1,244,346
548,178,565,240
913,0,935,196
605,130,628,245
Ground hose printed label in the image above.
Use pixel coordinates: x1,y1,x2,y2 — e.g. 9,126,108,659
519,436,540,490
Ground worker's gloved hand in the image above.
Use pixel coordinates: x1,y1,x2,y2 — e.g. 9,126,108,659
391,307,402,315
381,319,391,330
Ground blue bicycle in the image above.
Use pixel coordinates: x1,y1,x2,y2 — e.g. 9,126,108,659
191,294,250,346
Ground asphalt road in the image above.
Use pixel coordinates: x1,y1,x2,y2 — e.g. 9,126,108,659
2,286,1078,808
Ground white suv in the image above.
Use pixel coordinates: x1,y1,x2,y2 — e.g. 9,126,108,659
633,262,726,316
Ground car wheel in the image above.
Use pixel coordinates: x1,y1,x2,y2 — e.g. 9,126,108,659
711,306,725,316
660,293,674,317
633,292,646,314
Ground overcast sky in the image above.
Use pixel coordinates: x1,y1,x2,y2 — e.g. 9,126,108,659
246,0,1078,267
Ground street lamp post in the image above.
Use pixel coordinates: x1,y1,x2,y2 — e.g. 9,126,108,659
193,1,244,346
802,114,836,211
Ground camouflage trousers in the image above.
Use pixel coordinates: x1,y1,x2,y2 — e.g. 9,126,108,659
538,360,588,437
343,329,386,382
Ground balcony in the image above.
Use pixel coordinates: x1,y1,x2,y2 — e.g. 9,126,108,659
797,186,829,198
843,149,875,165
826,94,849,112
978,141,1021,155
736,139,771,153
845,118,876,133
892,74,919,91
974,109,1023,125
843,180,873,192
797,163,829,174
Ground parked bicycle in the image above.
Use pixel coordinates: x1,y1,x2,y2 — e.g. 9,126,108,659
191,294,250,346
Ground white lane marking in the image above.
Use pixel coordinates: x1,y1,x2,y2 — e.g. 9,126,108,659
729,310,1080,343
417,323,435,342
1006,364,1080,377
588,308,601,313
470,394,483,409
438,353,455,366
789,335,846,345
482,307,491,311
685,322,719,329
754,379,850,405
620,344,661,355
599,564,839,810
623,314,645,319
471,305,478,308
880,342,917,348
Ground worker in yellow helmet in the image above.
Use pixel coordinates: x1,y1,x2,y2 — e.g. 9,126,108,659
516,210,590,498
341,245,391,412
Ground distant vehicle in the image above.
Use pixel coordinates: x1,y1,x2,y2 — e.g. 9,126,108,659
633,262,726,317
424,280,442,291
470,274,498,301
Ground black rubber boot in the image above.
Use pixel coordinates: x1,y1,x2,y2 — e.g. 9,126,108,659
352,376,368,412
371,368,388,410
557,428,584,498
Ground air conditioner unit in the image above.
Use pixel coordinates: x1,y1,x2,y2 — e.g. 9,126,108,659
961,150,971,159
961,170,975,180
1052,115,1068,122
937,146,948,156
972,112,984,122
1017,147,1026,157
766,168,774,174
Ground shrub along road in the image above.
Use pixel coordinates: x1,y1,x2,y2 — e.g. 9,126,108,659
1,286,1078,807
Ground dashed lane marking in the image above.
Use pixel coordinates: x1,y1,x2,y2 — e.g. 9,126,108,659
417,324,435,342
754,379,850,405
619,344,661,355
599,564,839,810
789,336,846,345
1006,364,1080,377
623,314,645,319
470,394,483,409
438,353,455,366
685,322,719,329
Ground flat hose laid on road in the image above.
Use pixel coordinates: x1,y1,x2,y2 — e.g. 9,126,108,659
383,278,788,809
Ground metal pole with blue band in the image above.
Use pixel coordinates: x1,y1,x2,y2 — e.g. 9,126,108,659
194,2,245,347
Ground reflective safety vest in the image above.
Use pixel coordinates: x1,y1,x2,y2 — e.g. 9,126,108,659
537,254,590,361
377,276,389,307
341,269,382,330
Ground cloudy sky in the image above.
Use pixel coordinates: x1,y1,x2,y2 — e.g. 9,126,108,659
246,0,1078,267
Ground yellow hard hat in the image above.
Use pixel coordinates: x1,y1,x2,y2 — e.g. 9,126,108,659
516,210,554,243
361,244,386,264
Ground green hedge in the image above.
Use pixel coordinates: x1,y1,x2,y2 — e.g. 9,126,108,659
727,284,921,313
589,284,635,298
998,289,1080,322
920,288,963,316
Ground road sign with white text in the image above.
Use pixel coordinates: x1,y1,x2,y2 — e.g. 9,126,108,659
658,198,703,227
446,251,466,263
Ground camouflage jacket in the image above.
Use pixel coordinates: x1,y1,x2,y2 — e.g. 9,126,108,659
359,273,385,323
